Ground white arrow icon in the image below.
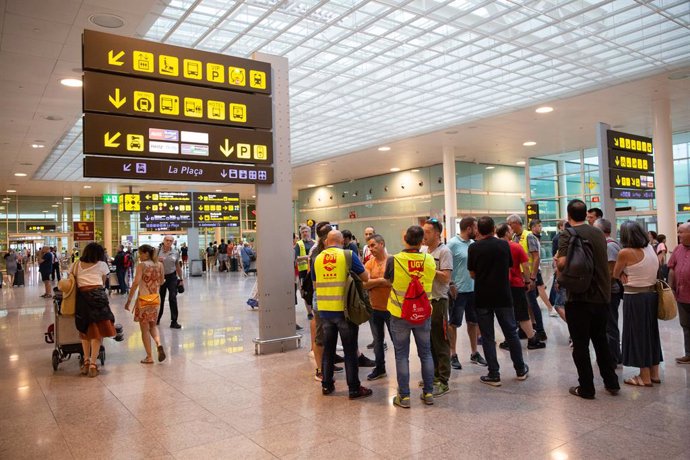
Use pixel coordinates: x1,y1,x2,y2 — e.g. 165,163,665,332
123,163,132,172
221,170,227,178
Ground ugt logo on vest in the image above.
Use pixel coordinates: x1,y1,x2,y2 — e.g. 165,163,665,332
323,253,337,272
408,259,424,274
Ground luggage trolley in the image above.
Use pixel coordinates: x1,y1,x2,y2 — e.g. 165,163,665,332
45,291,105,371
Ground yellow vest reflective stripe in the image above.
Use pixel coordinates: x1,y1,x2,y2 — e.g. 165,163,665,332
296,240,309,272
387,252,436,318
314,247,348,312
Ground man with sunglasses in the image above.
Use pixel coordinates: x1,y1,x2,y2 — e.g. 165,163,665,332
422,218,454,397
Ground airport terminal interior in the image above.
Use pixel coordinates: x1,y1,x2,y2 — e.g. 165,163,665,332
1,0,690,459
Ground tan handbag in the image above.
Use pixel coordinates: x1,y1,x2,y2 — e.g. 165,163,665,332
656,279,677,321
57,265,78,315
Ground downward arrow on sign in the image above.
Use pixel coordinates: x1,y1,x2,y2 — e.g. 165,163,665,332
220,139,234,157
108,88,126,109
221,170,227,178
615,158,620,166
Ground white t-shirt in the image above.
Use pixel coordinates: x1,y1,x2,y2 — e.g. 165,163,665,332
74,261,110,286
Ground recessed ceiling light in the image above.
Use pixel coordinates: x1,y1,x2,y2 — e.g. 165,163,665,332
485,166,495,170
390,167,400,172
31,144,45,149
411,169,420,172
378,146,391,152
319,163,329,166
42,210,49,213
60,78,83,88
64,197,72,200
516,161,526,166
307,184,316,188
14,173,27,177
51,204,58,207
6,190,16,193
523,141,537,146
326,185,334,188
535,106,554,114
83,185,92,189
89,13,125,29
251,195,256,198
215,189,222,192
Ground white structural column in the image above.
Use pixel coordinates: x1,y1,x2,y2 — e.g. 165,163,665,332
442,146,457,239
557,161,568,219
103,203,112,255
654,97,677,250
253,53,300,354
186,227,199,265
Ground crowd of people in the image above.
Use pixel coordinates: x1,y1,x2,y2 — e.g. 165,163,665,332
295,198,690,406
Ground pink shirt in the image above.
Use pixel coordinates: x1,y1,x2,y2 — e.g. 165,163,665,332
667,244,690,303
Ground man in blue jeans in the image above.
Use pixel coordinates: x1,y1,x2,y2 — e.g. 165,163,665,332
384,225,437,408
468,216,529,386
363,234,392,381
313,230,372,400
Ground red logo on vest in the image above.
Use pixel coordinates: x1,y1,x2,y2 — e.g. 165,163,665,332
408,259,424,274
323,253,337,272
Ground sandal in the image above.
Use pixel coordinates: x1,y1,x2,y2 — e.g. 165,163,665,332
140,357,154,364
80,358,90,376
157,345,166,363
88,363,99,378
624,375,652,387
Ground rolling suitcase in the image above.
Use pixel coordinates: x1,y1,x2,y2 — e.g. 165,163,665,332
13,267,25,286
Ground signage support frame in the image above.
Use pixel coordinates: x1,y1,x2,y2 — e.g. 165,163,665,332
597,122,617,238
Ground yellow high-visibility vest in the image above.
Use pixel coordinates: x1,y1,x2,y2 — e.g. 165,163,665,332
387,251,436,318
314,247,348,312
296,239,309,272
515,231,534,271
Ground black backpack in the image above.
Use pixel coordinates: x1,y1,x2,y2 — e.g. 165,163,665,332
557,227,594,294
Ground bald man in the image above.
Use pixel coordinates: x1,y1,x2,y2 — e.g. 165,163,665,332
312,230,372,399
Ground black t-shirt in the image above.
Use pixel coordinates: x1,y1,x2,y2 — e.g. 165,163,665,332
558,223,610,304
467,236,513,308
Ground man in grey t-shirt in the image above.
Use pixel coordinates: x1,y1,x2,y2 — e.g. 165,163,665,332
423,219,453,397
595,218,623,366
158,235,184,329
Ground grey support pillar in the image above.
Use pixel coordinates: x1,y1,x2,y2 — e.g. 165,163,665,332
442,146,457,239
186,227,199,266
597,122,617,238
653,98,677,251
252,52,300,354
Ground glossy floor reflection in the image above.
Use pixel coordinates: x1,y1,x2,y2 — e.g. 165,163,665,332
1,270,689,459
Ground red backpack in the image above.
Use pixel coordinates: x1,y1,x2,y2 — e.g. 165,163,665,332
395,256,432,325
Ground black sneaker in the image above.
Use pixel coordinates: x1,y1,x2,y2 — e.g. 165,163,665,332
322,384,335,395
367,368,386,381
499,341,509,350
334,354,345,363
470,352,488,366
334,365,344,373
358,354,376,367
451,354,462,370
349,386,373,400
537,330,548,341
170,322,182,329
527,336,546,349
480,375,502,387
605,387,620,396
517,364,529,381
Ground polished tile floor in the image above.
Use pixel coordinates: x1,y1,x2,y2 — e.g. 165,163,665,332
1,268,688,459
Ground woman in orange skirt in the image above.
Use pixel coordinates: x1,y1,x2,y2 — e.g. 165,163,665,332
125,244,166,364
73,243,116,377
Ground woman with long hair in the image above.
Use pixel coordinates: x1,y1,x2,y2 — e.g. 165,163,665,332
614,221,663,387
73,243,116,377
125,245,166,364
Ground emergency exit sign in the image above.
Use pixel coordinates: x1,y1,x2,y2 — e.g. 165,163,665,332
102,194,119,204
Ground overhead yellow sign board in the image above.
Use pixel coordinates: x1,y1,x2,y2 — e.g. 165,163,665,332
83,30,271,95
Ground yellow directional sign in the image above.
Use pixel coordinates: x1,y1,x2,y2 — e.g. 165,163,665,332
108,88,126,108
84,71,272,129
108,50,125,66
127,134,144,152
220,139,234,158
120,193,140,212
609,149,653,172
83,30,271,95
607,130,653,154
104,131,121,148
587,177,596,191
237,143,251,159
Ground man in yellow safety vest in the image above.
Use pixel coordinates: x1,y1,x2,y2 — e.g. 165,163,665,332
384,225,437,408
313,230,372,400
295,224,315,321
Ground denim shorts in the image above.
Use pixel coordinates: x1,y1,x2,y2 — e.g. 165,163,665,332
450,292,478,327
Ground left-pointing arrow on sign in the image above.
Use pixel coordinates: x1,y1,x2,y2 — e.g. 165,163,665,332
104,131,121,148
123,163,132,172
108,88,126,108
